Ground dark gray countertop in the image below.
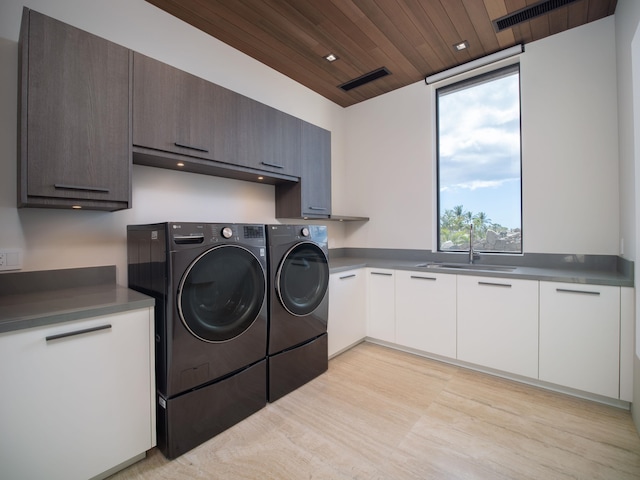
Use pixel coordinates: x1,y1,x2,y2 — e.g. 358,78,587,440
0,266,154,334
329,249,634,287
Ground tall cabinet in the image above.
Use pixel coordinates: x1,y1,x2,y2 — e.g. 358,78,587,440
18,8,131,211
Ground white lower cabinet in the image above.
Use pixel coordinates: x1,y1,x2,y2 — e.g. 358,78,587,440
337,264,629,403
539,281,620,398
366,268,395,342
620,287,634,401
328,269,366,356
0,308,155,480
457,275,539,379
395,270,456,358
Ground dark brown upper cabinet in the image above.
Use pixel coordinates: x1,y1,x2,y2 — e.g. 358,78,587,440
276,121,331,219
18,8,132,211
236,96,301,178
132,52,237,164
131,53,300,184
17,8,336,217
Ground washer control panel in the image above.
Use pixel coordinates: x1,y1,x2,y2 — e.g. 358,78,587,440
169,223,265,247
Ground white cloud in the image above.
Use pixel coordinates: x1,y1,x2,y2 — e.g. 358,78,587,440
438,72,520,190
440,177,518,192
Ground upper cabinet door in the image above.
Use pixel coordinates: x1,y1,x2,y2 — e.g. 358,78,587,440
19,9,131,210
300,122,331,216
132,53,236,163
275,121,331,218
236,95,301,177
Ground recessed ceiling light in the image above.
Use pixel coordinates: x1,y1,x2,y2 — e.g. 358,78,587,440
324,53,338,62
454,41,469,51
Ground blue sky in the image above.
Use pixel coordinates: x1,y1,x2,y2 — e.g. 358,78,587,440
438,70,521,229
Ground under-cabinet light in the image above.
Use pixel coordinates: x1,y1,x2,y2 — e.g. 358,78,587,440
72,205,82,209
425,44,523,84
177,162,184,167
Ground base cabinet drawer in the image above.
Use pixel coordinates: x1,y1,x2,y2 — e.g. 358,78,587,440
395,270,456,358
367,269,395,343
539,281,620,398
0,308,155,480
328,269,366,356
457,275,539,379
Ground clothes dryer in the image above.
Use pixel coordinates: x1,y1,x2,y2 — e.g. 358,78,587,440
266,224,329,402
127,222,267,459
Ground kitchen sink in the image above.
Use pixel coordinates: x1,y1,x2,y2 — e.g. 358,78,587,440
414,262,517,272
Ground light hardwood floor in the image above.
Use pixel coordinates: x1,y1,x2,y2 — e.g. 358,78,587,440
109,342,640,479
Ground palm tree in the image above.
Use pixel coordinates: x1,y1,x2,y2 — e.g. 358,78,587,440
473,211,491,236
441,206,508,246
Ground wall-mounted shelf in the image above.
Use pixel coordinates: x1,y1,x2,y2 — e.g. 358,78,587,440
281,215,369,222
328,215,369,222
300,215,369,222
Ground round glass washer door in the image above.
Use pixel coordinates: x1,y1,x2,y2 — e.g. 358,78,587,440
178,245,266,343
276,242,329,316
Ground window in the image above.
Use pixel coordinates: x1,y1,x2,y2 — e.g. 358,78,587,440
436,64,522,254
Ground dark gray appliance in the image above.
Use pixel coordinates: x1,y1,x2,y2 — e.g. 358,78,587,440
127,222,267,459
266,224,330,402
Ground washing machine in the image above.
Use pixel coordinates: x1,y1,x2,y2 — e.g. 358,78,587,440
266,224,330,402
127,222,268,459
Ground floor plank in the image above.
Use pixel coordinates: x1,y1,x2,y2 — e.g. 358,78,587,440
108,342,640,479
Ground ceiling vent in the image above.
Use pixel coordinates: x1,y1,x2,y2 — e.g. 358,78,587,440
339,67,391,91
493,0,580,32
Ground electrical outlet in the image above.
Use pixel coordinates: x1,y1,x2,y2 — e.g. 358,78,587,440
0,249,23,271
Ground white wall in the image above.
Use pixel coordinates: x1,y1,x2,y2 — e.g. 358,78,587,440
616,0,640,264
522,17,619,255
0,0,345,285
615,0,640,429
342,16,620,256
342,81,433,249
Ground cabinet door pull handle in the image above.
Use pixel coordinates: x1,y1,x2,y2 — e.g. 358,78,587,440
308,206,327,211
54,184,110,193
46,324,112,342
174,142,209,153
260,161,284,169
556,288,601,296
371,272,392,276
410,275,436,281
339,274,356,280
478,281,512,288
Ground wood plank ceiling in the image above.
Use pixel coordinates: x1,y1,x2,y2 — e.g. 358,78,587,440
144,0,617,107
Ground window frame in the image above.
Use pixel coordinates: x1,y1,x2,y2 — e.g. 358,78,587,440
435,63,523,255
